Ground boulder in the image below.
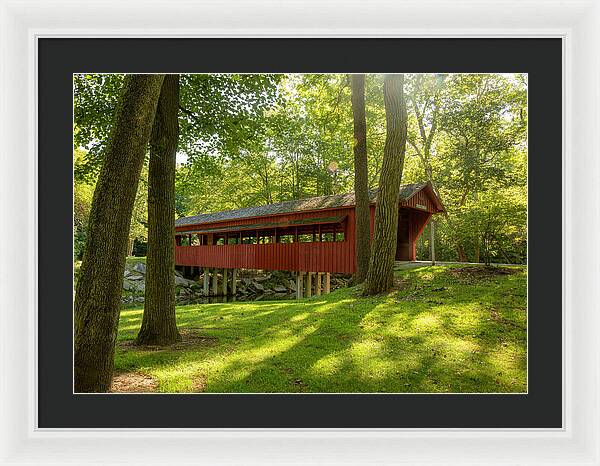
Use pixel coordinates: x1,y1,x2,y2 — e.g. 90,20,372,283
174,269,184,278
175,275,190,287
133,262,146,274
128,274,144,281
252,281,265,291
133,282,145,292
123,279,136,291
288,280,297,291
273,285,288,293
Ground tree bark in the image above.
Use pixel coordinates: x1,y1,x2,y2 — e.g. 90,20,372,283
74,74,165,392
136,75,182,346
363,74,408,295
351,74,371,283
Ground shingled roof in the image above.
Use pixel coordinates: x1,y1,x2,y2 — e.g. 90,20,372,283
175,182,429,227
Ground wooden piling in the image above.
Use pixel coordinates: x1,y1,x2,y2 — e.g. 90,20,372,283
316,272,322,296
296,272,304,299
203,267,209,296
223,268,228,295
232,269,237,295
212,268,218,295
306,273,313,297
430,220,436,265
325,272,331,294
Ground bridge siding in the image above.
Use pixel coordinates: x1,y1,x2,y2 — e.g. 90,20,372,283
175,189,440,273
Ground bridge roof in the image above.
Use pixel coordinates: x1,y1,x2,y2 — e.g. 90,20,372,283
175,182,441,227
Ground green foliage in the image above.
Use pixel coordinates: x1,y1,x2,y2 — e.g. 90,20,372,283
129,165,149,246
73,149,96,259
73,74,124,181
407,73,528,262
74,73,528,263
114,265,527,393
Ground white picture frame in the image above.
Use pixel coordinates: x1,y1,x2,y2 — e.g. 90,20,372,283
1,0,598,464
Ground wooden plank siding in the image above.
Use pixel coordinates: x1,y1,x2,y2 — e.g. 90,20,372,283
175,241,355,274
400,188,438,212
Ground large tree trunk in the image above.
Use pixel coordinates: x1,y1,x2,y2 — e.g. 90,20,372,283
351,74,371,283
136,75,182,346
74,75,165,392
363,74,408,295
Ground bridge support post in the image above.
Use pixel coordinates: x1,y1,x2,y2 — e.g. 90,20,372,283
203,267,209,296
232,269,237,295
223,268,228,295
212,268,218,296
324,272,331,294
316,273,322,296
296,272,304,299
306,273,312,297
430,219,436,265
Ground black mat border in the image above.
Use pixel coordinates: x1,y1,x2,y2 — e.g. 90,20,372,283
38,38,562,428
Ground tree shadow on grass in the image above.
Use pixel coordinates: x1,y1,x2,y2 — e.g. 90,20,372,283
114,267,527,393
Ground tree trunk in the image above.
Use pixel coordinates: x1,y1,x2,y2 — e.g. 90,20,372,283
363,74,408,295
137,75,182,346
351,74,371,283
457,244,468,262
74,74,165,392
127,238,134,257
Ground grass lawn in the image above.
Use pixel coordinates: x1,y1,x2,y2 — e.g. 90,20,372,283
114,264,527,393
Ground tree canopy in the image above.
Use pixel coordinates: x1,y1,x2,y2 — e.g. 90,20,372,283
74,72,528,265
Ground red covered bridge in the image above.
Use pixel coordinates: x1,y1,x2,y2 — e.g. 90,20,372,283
174,182,444,297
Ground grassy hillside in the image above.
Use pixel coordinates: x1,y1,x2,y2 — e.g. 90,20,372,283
113,264,527,393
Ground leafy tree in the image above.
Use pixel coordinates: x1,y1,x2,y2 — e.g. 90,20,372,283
351,74,371,283
137,75,182,346
74,74,165,392
128,166,149,256
73,149,95,260
364,74,408,295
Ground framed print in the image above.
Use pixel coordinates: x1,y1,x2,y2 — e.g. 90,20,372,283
42,38,556,428
1,0,599,465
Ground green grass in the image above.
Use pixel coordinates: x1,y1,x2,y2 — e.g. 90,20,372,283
114,265,527,393
125,256,146,265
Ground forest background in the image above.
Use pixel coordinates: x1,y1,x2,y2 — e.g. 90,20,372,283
74,73,527,265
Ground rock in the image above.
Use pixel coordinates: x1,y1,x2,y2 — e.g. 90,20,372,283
133,262,146,274
175,275,189,287
252,281,265,291
128,274,144,281
288,280,297,291
242,278,253,286
174,276,198,288
174,269,184,278
134,297,144,302
273,285,288,293
134,282,145,292
123,279,136,291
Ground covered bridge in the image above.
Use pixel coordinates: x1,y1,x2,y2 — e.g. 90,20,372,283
175,182,444,297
